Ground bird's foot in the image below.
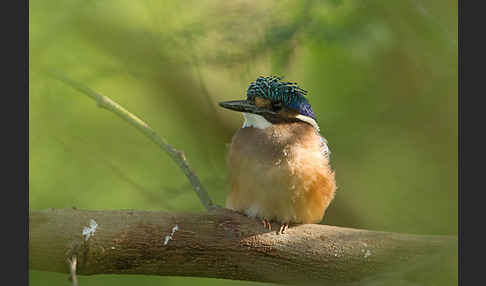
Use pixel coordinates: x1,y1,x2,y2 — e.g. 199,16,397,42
277,223,288,235
261,218,272,230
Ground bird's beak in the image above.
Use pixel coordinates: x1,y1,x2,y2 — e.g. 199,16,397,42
218,100,255,113
219,100,277,117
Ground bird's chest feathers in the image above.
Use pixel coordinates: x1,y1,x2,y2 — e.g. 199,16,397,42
226,122,335,224
230,121,322,167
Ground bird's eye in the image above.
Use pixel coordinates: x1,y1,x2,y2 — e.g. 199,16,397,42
272,102,283,112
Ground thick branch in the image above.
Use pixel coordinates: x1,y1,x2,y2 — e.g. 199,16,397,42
49,72,214,210
30,208,457,285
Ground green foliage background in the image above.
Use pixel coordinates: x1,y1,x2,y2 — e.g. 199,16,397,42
30,0,457,285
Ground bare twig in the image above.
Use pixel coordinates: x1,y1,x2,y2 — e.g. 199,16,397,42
67,256,78,286
49,72,214,210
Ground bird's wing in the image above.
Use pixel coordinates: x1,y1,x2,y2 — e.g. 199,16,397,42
319,136,331,160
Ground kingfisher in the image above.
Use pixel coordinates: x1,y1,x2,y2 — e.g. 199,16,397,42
219,76,336,234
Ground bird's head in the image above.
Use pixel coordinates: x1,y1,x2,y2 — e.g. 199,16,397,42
219,76,319,130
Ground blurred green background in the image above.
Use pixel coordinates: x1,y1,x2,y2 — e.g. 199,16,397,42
29,0,457,285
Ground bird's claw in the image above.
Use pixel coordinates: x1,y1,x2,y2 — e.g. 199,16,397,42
277,223,288,235
262,218,272,230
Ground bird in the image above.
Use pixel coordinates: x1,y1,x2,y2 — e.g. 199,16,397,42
219,76,336,234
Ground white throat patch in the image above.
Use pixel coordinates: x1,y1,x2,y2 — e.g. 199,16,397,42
242,113,272,129
242,112,320,131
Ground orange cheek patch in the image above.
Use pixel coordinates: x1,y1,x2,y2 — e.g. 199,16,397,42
255,97,271,108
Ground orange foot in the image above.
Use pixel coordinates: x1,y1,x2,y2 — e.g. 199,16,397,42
261,218,272,230
277,223,288,235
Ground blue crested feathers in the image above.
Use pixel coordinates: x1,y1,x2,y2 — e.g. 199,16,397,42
246,76,315,119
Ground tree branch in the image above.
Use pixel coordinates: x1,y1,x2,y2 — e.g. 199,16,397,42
30,208,457,285
49,71,214,210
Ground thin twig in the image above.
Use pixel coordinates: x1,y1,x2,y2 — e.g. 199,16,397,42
49,71,214,210
67,256,78,286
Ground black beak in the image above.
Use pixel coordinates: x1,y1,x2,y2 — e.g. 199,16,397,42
218,100,254,113
219,100,277,117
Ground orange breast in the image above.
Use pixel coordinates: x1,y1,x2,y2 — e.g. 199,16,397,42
225,122,336,224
